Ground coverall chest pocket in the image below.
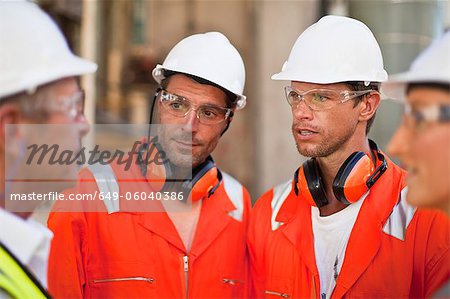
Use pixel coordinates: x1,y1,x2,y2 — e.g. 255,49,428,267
87,261,156,298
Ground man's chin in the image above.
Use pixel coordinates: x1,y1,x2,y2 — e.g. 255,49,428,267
296,143,331,158
296,145,315,158
168,153,208,169
170,158,192,169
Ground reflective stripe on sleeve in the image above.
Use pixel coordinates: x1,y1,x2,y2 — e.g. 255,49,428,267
271,181,292,231
87,164,120,214
382,187,417,241
222,172,244,222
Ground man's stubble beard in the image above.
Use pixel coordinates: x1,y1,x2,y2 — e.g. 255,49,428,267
293,123,357,158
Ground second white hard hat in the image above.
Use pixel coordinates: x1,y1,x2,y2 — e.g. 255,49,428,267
0,0,97,100
382,31,450,100
272,15,388,84
152,32,247,109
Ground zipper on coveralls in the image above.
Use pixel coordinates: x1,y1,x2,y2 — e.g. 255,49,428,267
264,290,290,298
222,278,245,285
92,277,154,284
183,255,189,298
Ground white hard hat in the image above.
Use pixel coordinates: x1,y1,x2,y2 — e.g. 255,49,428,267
382,31,450,100
0,0,97,99
272,15,387,84
152,32,247,109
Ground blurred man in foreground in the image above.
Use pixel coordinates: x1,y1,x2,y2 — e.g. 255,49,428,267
0,1,96,298
384,31,450,297
385,32,450,215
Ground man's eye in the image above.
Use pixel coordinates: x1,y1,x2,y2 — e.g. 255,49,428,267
201,109,219,118
312,93,329,102
289,92,301,101
169,100,186,110
412,110,425,123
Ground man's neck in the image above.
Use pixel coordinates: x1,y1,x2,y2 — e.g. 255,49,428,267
1,163,32,220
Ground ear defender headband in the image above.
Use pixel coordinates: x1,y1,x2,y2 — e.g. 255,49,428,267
137,142,222,202
294,139,387,207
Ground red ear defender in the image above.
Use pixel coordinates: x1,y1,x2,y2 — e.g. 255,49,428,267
138,141,222,202
294,140,387,207
179,156,222,202
332,152,374,204
294,159,329,208
190,167,219,202
332,140,388,204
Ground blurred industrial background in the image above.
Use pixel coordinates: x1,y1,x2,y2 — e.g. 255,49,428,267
36,0,450,201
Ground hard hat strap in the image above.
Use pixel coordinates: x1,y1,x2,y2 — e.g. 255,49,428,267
141,88,161,177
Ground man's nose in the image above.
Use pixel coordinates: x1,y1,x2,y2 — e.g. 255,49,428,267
182,109,200,133
292,100,314,120
76,113,90,138
387,122,410,160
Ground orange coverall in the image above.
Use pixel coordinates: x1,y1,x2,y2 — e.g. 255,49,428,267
48,159,251,298
248,156,449,298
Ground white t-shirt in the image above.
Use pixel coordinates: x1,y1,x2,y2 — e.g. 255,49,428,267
311,193,368,299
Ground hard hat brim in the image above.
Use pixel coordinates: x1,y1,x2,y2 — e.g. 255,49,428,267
271,70,338,84
1,55,97,99
152,64,247,109
271,70,388,85
382,71,450,101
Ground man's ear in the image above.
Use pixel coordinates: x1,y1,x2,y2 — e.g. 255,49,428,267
229,107,236,123
358,92,381,122
0,103,22,152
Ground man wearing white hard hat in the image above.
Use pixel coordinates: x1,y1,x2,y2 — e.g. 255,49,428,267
0,1,96,298
47,32,251,298
248,15,449,298
385,31,450,299
385,32,450,215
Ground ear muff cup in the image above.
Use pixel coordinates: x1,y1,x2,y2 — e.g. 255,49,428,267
181,157,221,202
332,152,375,205
295,159,329,208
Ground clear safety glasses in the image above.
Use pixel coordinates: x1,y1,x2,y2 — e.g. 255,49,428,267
31,90,85,120
403,103,450,130
284,86,375,111
158,89,233,125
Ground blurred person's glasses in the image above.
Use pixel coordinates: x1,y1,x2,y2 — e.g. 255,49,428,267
403,103,450,131
158,89,233,125
284,86,375,111
40,90,85,119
